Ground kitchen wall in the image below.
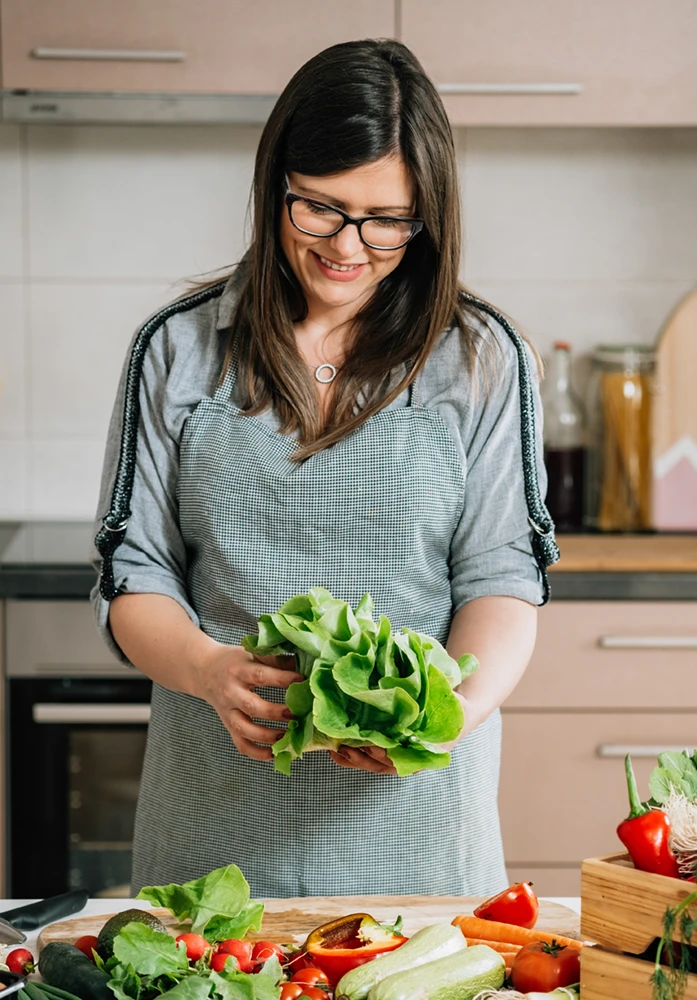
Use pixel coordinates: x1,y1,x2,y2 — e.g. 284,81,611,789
1,123,696,520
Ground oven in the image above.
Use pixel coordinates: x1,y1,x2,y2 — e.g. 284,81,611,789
5,599,151,898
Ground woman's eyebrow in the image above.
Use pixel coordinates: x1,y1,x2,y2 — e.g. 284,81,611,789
295,184,412,213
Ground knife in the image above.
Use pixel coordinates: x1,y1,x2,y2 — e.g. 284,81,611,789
0,890,89,931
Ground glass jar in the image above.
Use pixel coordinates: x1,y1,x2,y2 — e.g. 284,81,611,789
540,341,586,532
585,345,655,532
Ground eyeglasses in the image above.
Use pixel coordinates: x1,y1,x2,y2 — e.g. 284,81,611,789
284,187,425,251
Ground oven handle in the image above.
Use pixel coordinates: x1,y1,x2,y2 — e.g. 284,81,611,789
32,703,151,724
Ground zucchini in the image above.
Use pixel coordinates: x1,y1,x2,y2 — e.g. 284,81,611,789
367,944,505,1000
38,943,112,1000
336,924,466,1000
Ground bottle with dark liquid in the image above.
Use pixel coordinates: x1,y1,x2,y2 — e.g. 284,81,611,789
541,341,586,532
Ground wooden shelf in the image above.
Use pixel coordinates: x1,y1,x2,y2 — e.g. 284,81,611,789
550,534,697,573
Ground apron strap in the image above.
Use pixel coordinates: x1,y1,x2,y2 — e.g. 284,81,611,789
95,281,227,601
461,293,560,604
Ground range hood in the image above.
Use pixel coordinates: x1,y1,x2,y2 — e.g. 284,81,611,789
1,90,278,123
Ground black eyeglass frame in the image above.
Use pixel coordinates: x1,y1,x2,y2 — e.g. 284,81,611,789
284,190,425,251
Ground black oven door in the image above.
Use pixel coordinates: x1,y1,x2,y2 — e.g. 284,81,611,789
8,676,152,898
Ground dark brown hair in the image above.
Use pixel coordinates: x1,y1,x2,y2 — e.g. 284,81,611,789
225,38,478,460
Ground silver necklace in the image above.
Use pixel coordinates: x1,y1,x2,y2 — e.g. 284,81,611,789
314,363,338,384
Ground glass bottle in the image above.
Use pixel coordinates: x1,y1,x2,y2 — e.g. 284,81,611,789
585,345,655,532
541,341,586,532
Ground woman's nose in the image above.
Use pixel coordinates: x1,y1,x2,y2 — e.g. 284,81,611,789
326,222,364,259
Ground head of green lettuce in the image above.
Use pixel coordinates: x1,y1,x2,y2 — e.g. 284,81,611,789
242,588,478,777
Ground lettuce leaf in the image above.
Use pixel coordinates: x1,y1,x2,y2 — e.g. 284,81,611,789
243,590,478,776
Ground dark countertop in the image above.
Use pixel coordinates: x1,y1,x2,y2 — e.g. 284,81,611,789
2,522,697,601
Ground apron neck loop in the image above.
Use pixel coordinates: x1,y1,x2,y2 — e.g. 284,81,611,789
406,359,422,408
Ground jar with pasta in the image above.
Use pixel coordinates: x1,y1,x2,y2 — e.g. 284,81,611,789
586,345,655,532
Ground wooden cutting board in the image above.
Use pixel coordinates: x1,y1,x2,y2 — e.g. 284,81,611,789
37,895,580,950
652,285,697,529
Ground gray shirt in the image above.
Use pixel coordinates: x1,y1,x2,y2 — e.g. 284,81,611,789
91,275,547,662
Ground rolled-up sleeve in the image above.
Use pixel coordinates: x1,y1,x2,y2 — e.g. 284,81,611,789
441,321,548,610
90,321,200,664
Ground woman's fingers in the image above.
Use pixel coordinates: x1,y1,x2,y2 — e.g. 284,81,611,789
328,747,398,775
253,653,300,671
241,659,305,690
228,709,286,747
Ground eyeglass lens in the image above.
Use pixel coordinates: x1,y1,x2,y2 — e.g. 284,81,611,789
290,199,415,249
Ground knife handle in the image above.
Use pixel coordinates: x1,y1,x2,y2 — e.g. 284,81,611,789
1,890,89,930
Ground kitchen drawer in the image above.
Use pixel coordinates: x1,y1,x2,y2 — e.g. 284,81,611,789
499,712,697,865
505,602,697,710
506,866,580,898
1,0,395,94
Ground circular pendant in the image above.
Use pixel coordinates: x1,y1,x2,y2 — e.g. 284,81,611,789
314,363,337,384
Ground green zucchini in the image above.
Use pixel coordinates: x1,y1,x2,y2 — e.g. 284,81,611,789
367,944,505,1000
336,924,467,1000
38,943,112,1000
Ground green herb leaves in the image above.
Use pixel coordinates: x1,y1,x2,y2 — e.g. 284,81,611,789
242,588,478,777
650,751,697,806
137,866,263,941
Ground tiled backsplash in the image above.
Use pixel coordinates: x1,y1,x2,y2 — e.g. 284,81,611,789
1,124,696,519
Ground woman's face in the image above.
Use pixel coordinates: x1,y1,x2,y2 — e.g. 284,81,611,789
280,156,416,318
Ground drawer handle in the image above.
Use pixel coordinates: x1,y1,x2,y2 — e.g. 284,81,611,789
31,48,187,62
599,635,697,649
437,82,582,96
33,703,151,724
597,744,693,759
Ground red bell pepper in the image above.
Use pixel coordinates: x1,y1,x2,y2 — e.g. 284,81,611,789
617,754,681,879
303,913,408,987
473,881,539,929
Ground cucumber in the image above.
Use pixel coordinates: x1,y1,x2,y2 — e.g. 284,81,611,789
38,943,112,1000
367,945,505,1000
336,924,467,1000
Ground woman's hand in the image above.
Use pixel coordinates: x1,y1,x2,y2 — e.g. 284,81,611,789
197,643,305,762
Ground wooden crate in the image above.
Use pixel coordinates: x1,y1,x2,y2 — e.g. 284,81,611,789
581,852,697,999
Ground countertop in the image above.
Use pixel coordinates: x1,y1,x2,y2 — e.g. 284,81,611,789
0,896,582,957
2,521,697,600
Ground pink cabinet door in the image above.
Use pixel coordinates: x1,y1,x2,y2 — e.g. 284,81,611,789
1,0,396,93
401,0,697,125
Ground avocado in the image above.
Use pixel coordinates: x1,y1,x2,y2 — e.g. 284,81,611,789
96,908,168,960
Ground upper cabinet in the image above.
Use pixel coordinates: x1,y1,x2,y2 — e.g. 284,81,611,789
0,0,395,94
400,0,697,126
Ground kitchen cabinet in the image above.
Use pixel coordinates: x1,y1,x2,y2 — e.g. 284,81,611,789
500,601,697,895
0,0,395,94
401,0,697,125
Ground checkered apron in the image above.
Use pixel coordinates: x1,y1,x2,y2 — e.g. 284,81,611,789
129,348,509,898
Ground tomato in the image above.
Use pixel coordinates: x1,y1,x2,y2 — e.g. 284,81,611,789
510,940,581,993
473,881,539,929
293,987,328,1000
289,968,329,988
74,936,100,962
251,940,285,964
280,987,304,1000
5,948,35,975
216,939,254,973
210,951,237,973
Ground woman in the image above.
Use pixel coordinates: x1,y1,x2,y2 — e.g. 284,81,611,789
92,38,558,898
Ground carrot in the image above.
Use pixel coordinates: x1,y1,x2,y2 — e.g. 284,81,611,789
452,915,582,950
464,937,522,955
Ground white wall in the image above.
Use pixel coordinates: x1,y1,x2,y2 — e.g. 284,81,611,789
1,123,696,519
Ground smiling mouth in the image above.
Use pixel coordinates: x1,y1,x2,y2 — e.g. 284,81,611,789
316,253,365,272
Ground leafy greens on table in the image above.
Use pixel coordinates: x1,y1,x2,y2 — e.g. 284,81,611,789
648,750,697,805
242,588,478,777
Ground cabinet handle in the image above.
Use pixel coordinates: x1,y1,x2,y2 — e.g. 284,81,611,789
31,48,187,62
436,82,582,96
597,744,692,759
599,635,697,649
33,703,151,724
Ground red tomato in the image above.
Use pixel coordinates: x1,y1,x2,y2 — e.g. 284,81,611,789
251,940,285,964
510,940,581,993
176,933,209,962
289,968,329,988
216,939,254,973
5,948,34,975
294,987,328,1000
210,951,236,973
473,881,539,929
74,936,100,962
280,986,304,1000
